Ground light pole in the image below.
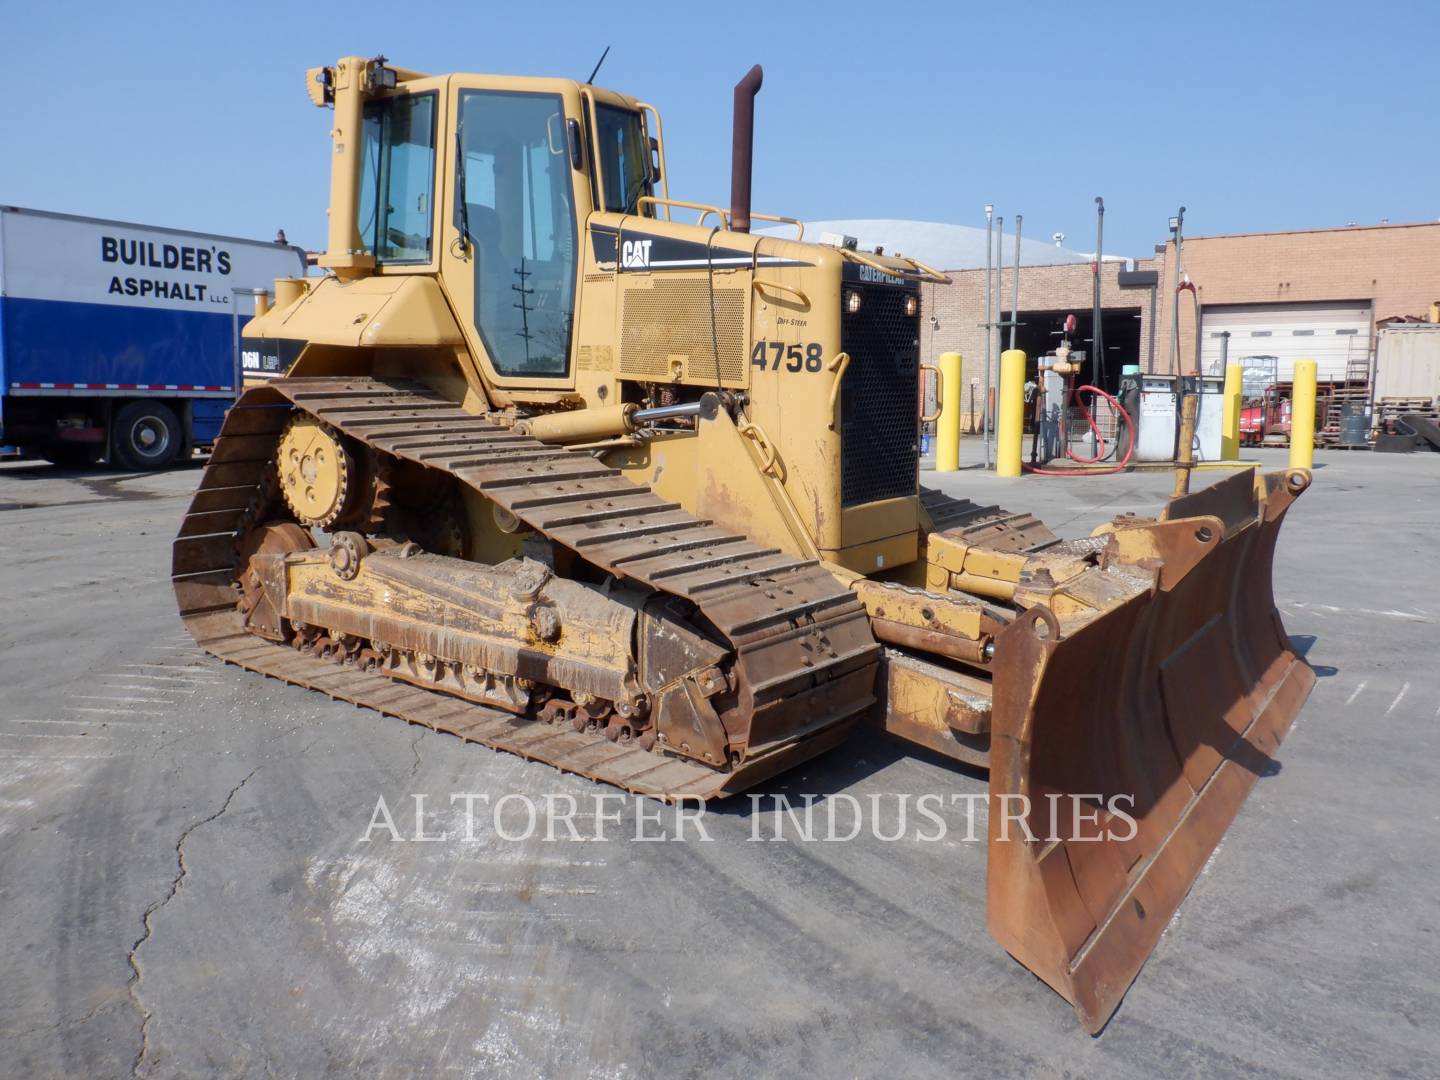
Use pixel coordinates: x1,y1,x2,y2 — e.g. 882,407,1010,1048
1167,207,1185,374
1093,197,1105,388
1010,214,1022,352
983,204,993,467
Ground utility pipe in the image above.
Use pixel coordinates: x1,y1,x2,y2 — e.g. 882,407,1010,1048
1167,206,1185,374
1009,214,1022,351
991,216,1003,460
1089,199,1105,460
983,206,994,467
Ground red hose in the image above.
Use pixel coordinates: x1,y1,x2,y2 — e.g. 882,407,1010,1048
1024,383,1135,476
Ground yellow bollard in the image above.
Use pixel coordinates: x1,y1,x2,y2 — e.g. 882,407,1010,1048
996,349,1025,477
1289,359,1317,470
935,352,963,472
1221,362,1243,461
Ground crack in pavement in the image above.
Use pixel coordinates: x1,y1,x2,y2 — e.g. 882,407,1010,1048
125,766,260,1078
7,996,126,1042
409,727,429,778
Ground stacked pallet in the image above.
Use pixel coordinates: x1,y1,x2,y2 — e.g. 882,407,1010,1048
1318,379,1372,447
1378,395,1438,426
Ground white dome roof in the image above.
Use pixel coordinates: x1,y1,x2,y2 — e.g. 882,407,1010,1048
757,218,1116,270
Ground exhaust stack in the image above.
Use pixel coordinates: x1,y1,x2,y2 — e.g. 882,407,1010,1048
729,65,763,233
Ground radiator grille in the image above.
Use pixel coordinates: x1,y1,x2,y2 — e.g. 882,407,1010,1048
840,286,920,507
619,280,747,384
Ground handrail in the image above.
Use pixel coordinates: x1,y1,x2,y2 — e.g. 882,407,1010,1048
545,111,565,157
634,101,671,220
841,247,952,285
751,278,810,307
901,252,951,283
827,352,851,428
635,196,730,227
920,363,943,423
749,212,804,241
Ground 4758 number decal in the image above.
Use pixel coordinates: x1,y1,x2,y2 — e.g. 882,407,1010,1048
751,341,825,373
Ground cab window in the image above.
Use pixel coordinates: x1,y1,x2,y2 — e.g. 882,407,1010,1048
594,105,650,214
357,92,437,263
457,90,577,378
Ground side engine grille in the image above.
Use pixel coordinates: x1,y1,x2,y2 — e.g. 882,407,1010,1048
619,279,747,384
840,285,920,507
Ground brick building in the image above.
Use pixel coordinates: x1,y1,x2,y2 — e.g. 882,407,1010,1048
919,258,1163,426
1155,222,1440,382
914,220,1440,419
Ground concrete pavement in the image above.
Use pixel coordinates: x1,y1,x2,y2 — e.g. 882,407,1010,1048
1,447,1436,1078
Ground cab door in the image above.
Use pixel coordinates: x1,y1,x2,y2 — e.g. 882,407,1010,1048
438,77,595,396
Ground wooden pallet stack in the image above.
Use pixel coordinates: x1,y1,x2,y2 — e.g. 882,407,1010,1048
1319,381,1373,446
1377,395,1439,429
1318,350,1374,447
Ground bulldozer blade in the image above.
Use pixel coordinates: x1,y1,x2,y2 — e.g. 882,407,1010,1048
986,467,1314,1033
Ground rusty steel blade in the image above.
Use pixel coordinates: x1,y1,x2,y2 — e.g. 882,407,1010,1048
986,468,1314,1033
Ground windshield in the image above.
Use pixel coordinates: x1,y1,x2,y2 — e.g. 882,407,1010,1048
593,104,650,214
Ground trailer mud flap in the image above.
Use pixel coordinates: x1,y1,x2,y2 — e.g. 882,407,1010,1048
986,468,1314,1032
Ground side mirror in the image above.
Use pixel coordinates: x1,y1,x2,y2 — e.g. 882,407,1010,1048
648,135,662,183
568,119,585,171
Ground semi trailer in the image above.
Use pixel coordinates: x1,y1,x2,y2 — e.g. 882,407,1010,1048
0,206,306,467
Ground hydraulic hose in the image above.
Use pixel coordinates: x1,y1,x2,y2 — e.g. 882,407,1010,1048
1024,383,1135,476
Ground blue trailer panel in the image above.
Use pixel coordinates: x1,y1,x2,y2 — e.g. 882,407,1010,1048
2,296,238,392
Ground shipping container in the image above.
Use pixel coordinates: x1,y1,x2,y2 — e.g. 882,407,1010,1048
1374,324,1440,403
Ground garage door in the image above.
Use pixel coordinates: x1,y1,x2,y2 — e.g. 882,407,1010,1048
1200,302,1372,388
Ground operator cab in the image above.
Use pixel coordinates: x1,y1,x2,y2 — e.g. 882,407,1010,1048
340,63,661,390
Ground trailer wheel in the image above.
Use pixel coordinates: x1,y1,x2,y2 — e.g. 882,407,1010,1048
112,401,181,470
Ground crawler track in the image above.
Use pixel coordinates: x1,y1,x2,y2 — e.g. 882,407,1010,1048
173,378,879,798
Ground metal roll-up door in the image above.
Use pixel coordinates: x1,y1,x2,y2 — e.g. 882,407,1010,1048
1200,301,1372,385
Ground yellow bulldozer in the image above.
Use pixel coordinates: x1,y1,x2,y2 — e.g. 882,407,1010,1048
175,56,1314,1031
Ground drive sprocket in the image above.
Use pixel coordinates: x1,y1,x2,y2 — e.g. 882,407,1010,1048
277,415,356,528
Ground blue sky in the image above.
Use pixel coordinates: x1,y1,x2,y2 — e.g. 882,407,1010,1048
3,0,1433,257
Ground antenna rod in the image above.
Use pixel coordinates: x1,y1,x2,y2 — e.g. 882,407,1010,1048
586,45,611,85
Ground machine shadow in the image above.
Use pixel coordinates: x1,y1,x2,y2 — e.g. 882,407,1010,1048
701,724,988,821
1290,633,1338,677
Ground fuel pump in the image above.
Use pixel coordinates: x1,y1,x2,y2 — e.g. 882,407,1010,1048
1028,314,1135,476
